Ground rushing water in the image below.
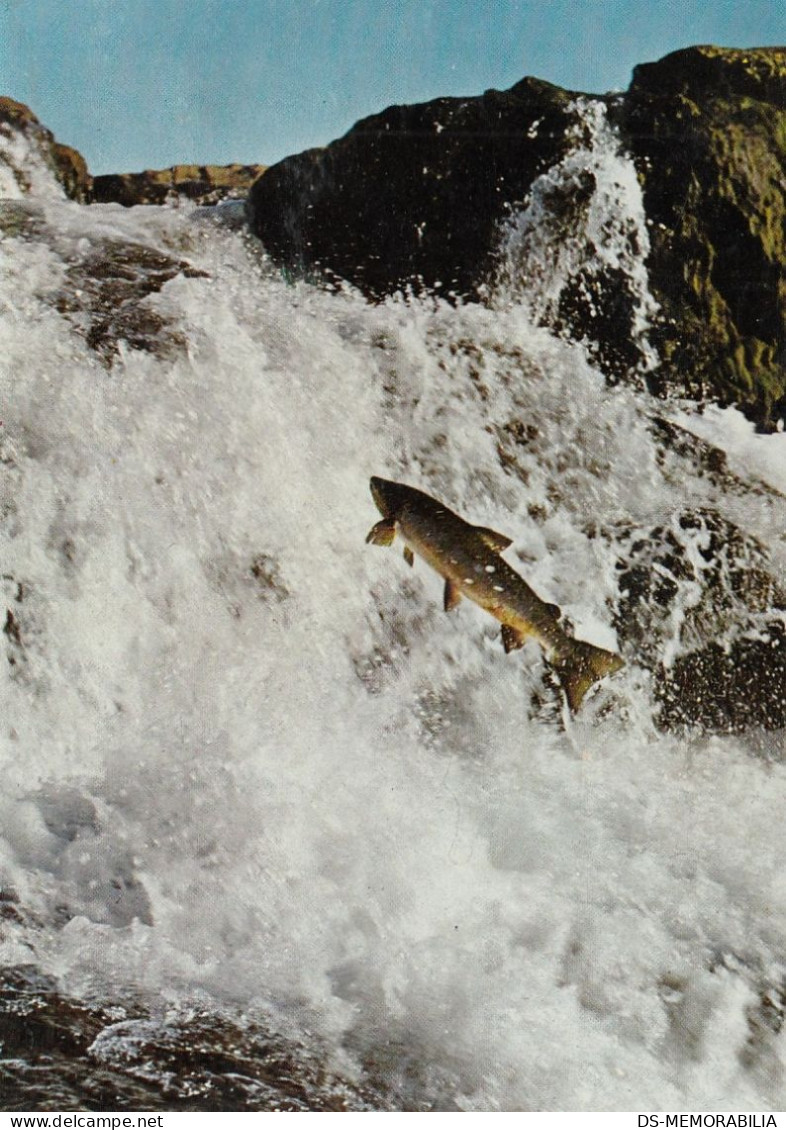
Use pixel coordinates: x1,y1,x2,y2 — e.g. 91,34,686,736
496,98,659,377
0,105,785,1111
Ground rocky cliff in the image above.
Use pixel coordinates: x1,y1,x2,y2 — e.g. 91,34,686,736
250,77,579,298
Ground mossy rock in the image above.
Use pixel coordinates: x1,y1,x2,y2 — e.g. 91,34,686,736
620,47,786,431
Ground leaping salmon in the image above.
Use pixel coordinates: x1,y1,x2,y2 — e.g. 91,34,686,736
366,476,624,712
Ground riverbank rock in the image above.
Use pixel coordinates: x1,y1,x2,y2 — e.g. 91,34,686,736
0,97,90,201
603,469,786,735
92,163,267,207
619,46,786,431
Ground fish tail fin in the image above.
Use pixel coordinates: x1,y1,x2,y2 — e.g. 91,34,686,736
555,640,624,713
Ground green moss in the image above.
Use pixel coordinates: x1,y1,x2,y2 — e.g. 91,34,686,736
623,47,786,429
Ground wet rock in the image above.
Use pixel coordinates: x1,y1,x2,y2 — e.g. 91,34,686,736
92,163,267,208
0,198,45,239
651,417,733,484
0,888,25,926
0,97,90,201
606,506,786,732
249,46,785,428
2,574,27,673
0,968,385,1111
249,554,289,602
614,508,784,656
619,46,786,431
54,238,208,364
655,623,786,734
742,976,786,1078
551,262,646,381
89,1013,380,1111
3,607,22,646
248,77,579,299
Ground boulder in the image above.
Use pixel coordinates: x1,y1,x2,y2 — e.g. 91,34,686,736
655,624,786,733
0,966,383,1110
605,479,786,732
248,46,786,430
248,78,579,298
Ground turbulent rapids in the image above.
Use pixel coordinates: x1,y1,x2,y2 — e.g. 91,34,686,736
1,98,785,1111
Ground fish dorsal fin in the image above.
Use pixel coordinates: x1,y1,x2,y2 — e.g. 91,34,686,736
444,579,462,612
403,546,415,567
501,624,528,653
366,518,396,546
475,526,513,552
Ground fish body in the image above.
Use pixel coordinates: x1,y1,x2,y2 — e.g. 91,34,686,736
366,476,624,712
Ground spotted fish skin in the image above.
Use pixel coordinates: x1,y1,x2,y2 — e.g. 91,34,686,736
366,476,624,712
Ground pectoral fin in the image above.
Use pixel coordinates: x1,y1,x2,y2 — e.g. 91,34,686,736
366,519,396,546
403,546,415,567
444,580,462,612
475,526,513,552
501,624,528,653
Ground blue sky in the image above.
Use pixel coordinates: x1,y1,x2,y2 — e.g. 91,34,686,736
1,0,783,174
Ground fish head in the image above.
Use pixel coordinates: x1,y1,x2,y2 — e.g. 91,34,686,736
369,476,414,519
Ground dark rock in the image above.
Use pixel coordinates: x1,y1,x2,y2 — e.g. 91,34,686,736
629,44,786,107
0,198,45,239
92,163,267,207
248,78,579,299
605,505,786,732
3,607,22,646
619,46,786,431
54,238,209,364
0,97,91,201
553,261,648,381
613,508,783,653
248,46,785,429
0,967,384,1111
655,623,786,733
1,573,29,677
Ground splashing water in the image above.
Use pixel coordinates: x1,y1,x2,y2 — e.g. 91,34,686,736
496,98,660,378
0,118,68,202
0,136,785,1111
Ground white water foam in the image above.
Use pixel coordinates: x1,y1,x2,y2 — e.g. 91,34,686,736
0,119,66,201
0,187,785,1109
671,403,786,497
496,98,659,376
